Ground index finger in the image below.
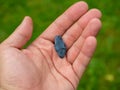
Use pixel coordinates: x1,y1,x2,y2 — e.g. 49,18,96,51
39,1,88,41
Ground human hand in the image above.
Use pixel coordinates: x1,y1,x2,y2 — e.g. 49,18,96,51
0,1,101,90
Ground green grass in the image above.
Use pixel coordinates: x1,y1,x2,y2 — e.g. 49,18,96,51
0,0,120,90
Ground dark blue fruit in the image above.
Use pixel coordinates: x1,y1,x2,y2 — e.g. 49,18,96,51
54,35,67,58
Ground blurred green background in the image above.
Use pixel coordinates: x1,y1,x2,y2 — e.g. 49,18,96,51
0,0,120,90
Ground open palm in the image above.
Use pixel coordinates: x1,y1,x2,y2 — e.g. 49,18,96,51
0,1,102,90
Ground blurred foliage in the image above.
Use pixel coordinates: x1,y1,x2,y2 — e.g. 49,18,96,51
0,0,120,90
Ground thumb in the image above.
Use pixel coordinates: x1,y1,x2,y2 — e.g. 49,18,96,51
3,16,33,48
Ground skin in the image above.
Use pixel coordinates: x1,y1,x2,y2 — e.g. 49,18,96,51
0,1,102,90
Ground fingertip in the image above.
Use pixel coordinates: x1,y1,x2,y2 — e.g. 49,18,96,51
25,16,32,19
89,8,102,18
21,16,33,28
89,18,102,30
82,36,97,57
65,1,89,19
91,18,102,24
79,1,89,8
74,1,89,11
86,36,97,47
24,16,33,24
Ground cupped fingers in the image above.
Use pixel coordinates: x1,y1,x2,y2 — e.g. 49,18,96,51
62,9,102,49
39,1,88,42
67,18,101,64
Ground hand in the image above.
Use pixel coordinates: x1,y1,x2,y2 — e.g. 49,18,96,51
0,1,101,90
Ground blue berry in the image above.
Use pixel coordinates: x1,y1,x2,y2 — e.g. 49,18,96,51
54,35,67,58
